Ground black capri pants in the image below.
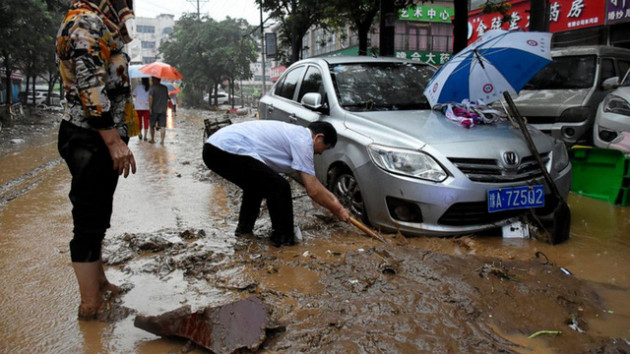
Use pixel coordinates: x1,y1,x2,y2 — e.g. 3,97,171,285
58,120,124,262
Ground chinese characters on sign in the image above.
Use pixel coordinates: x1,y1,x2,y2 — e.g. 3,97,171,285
607,0,630,24
399,5,454,23
395,51,452,65
467,0,605,44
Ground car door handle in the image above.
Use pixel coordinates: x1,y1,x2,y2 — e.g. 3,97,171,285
267,106,274,113
289,114,298,123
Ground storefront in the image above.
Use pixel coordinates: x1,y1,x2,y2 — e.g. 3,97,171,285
468,0,630,49
0,69,23,104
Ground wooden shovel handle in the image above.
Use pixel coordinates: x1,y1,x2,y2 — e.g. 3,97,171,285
348,217,385,243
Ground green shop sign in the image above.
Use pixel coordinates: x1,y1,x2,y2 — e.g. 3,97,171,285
399,5,454,23
395,50,452,66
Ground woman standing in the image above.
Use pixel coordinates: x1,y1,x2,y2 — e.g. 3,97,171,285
56,0,136,320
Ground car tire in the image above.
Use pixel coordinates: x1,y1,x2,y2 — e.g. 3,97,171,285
328,168,369,224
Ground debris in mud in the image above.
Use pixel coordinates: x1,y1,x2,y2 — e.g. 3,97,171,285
134,296,281,353
216,268,258,291
126,233,174,252
478,262,518,281
179,228,206,240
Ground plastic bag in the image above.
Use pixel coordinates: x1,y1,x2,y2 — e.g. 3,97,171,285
124,100,140,137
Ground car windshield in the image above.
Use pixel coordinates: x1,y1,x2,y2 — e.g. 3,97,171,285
523,55,596,90
330,62,435,111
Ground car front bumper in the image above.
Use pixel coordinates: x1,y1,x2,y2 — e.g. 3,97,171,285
355,160,572,237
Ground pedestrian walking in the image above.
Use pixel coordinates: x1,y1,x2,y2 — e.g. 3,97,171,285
56,0,136,320
148,76,169,144
202,120,350,247
132,77,151,140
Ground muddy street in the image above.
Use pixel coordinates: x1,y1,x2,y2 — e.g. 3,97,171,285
0,109,629,353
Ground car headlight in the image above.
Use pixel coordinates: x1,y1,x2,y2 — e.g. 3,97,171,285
368,144,448,182
603,94,630,116
551,140,570,172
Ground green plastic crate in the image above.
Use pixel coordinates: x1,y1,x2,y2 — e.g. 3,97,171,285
569,147,630,206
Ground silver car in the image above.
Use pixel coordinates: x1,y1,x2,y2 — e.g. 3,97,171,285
259,56,572,236
594,68,630,154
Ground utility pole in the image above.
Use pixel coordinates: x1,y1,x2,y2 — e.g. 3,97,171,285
260,4,266,95
187,0,208,20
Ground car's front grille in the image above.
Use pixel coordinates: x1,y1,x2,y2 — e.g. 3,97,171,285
438,194,559,226
448,153,550,183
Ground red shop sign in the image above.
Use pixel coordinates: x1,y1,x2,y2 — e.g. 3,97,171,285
468,0,605,44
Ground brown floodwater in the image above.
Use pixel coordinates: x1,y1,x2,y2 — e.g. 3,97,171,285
0,109,628,353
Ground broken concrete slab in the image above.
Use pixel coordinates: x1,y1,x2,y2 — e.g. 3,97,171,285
134,296,274,353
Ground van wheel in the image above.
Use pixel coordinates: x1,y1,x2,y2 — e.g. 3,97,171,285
329,168,369,224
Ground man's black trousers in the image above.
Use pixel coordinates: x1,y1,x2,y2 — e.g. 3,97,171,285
202,143,294,241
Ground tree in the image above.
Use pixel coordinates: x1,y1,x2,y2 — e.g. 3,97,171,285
161,15,258,108
529,0,548,32
331,0,380,56
1,0,52,123
452,1,468,54
256,0,333,64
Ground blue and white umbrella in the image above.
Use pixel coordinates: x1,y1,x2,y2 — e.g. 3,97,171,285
129,64,150,79
423,30,552,107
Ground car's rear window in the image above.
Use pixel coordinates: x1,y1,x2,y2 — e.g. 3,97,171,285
330,62,435,111
524,55,596,90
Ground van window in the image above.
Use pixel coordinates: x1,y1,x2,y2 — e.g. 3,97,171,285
525,55,596,90
600,58,615,82
618,60,630,78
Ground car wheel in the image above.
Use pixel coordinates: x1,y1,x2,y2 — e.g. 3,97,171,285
329,169,369,224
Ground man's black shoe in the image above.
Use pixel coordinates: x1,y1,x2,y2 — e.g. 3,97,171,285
235,226,253,237
271,238,295,248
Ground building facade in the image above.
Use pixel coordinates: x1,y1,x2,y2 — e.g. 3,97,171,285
299,1,455,66
126,14,175,64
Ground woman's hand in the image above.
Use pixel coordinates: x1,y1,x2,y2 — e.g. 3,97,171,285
98,129,136,177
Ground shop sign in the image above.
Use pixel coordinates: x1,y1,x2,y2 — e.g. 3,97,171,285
548,0,605,31
270,65,286,82
399,5,454,23
607,0,630,24
468,0,530,43
395,50,452,65
468,0,605,44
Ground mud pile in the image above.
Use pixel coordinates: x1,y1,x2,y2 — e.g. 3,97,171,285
104,217,628,353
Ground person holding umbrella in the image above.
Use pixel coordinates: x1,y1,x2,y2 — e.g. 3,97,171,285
148,76,169,144
132,77,151,140
56,0,136,320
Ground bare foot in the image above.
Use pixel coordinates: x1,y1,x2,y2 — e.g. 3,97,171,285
78,296,102,320
100,280,121,295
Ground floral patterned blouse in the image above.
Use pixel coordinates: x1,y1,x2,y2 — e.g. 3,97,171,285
56,4,132,137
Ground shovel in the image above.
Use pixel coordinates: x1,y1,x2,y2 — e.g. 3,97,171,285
348,217,386,243
503,92,571,245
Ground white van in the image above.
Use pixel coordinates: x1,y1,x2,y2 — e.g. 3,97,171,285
509,46,630,146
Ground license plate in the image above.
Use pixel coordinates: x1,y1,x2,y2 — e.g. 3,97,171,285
487,185,545,213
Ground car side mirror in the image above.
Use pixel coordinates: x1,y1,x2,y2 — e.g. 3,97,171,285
602,76,619,90
301,92,323,111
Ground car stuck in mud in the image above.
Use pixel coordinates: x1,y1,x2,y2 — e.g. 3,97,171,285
259,56,572,237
